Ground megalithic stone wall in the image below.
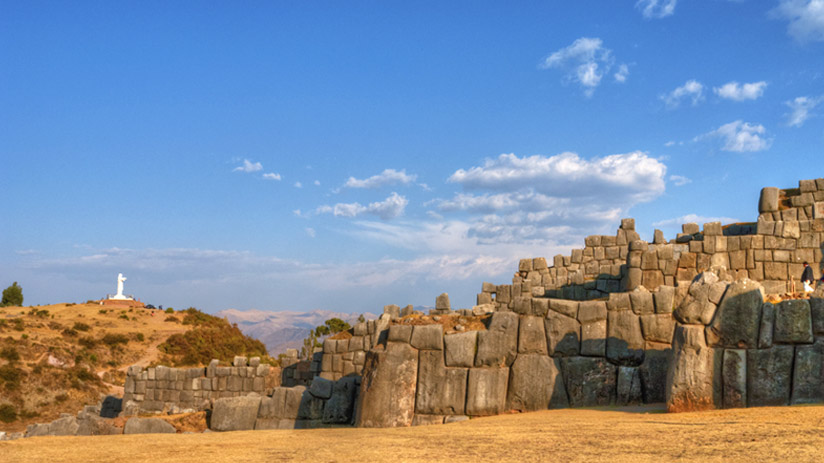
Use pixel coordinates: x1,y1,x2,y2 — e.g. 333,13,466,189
668,282,824,411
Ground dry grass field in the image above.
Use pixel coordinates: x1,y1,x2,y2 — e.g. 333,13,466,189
4,404,824,463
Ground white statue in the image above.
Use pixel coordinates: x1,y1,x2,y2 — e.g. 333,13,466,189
109,273,132,300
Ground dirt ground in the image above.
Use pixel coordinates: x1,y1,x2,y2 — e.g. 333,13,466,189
4,404,824,463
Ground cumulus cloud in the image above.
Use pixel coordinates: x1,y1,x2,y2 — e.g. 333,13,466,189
294,181,303,188
661,80,704,108
262,172,281,180
785,95,823,127
669,175,692,186
305,228,316,238
344,169,417,189
713,81,767,101
233,159,263,173
540,37,627,97
772,0,824,43
317,192,408,220
653,213,741,228
698,120,772,152
614,64,630,83
636,0,677,19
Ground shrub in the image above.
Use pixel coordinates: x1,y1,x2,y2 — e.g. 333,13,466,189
0,364,25,390
159,315,269,366
10,319,24,332
0,403,17,423
78,336,97,348
72,322,91,332
54,393,69,403
118,314,129,320
62,328,78,337
0,346,20,363
165,307,174,314
1,282,23,307
48,321,62,330
133,332,145,342
101,333,129,347
98,309,108,314
164,316,180,323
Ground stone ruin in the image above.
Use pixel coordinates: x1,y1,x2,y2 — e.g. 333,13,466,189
7,178,824,438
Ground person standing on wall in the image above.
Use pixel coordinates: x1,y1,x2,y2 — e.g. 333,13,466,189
801,262,814,293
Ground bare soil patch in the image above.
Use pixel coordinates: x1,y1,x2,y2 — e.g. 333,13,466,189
5,405,824,462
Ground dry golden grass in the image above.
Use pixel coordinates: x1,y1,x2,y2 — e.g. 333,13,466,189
4,405,824,463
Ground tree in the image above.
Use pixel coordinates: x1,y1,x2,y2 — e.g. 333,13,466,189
299,317,352,360
1,282,23,307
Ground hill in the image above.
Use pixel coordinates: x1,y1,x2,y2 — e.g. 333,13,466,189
0,303,270,433
217,309,378,355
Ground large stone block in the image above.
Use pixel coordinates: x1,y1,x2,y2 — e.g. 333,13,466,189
758,302,775,348
356,342,419,428
705,279,764,349
309,377,333,400
812,289,824,335
666,324,721,412
629,287,654,315
124,417,176,435
722,349,747,409
506,354,567,411
466,368,509,416
759,187,780,213
518,315,548,354
323,376,358,424
640,343,671,403
607,310,645,366
416,350,467,415
475,312,519,367
654,285,676,314
410,324,444,350
560,357,617,407
549,299,579,318
616,366,642,405
747,345,793,407
444,330,477,367
211,395,262,431
388,324,413,343
545,311,580,357
436,293,450,310
791,342,824,405
674,272,719,325
581,320,607,357
298,393,325,421
640,314,675,344
774,299,813,344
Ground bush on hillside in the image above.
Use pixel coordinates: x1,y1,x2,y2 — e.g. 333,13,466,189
0,403,17,423
1,282,23,307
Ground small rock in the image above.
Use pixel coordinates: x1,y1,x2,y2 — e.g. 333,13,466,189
432,316,441,322
454,325,465,332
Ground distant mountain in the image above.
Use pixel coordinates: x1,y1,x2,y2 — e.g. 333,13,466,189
217,309,378,355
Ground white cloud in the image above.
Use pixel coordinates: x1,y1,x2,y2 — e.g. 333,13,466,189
305,228,316,238
262,172,281,180
636,0,677,19
294,181,303,188
653,213,740,228
614,64,630,83
314,180,321,186
540,37,626,97
772,0,824,43
713,81,767,101
661,80,704,108
698,120,772,152
669,175,692,186
317,192,408,220
785,95,823,127
344,169,417,189
233,159,263,173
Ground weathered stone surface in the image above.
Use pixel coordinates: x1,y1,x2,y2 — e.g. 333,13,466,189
792,343,824,405
629,287,654,315
210,395,262,431
518,315,548,354
444,415,470,424
581,319,607,357
28,415,80,437
722,349,747,409
640,314,675,344
747,345,793,407
444,331,477,368
666,324,721,412
616,367,642,405
758,302,775,349
436,293,450,310
411,415,445,426
759,187,780,213
549,299,579,318
298,393,325,421
811,289,824,335
654,285,676,314
674,273,719,325
283,386,306,418
124,417,176,435
607,292,631,312
356,342,419,427
706,279,764,349
323,376,358,424
410,324,444,350
640,343,671,404
545,311,580,357
388,324,413,343
475,312,518,367
309,377,333,399
607,310,645,366
578,301,607,324
466,368,509,416
774,299,813,344
76,415,121,436
416,350,467,415
506,354,567,411
560,357,616,407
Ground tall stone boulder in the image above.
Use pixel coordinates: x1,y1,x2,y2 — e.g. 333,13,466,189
747,345,793,407
518,316,548,354
811,288,824,335
616,367,643,405
606,310,645,366
210,395,262,431
545,311,580,356
323,376,358,424
475,312,519,367
705,279,764,348
666,324,721,412
758,187,779,213
791,342,824,405
560,357,616,407
674,272,720,325
639,343,671,404
416,350,467,415
124,417,177,435
506,354,567,411
356,342,419,427
444,331,477,368
774,299,813,344
721,349,747,409
466,367,509,416
578,301,607,357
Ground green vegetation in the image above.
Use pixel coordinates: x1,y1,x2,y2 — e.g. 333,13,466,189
1,282,23,307
165,307,175,314
1,346,20,363
101,333,129,347
0,403,17,423
72,322,91,332
158,308,269,366
300,317,352,359
0,364,25,390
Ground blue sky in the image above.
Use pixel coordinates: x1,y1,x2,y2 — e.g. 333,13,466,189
1,1,823,313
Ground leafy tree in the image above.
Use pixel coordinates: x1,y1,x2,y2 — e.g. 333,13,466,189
357,314,366,323
1,282,23,307
300,317,352,360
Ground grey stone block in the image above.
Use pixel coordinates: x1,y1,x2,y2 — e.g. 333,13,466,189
309,377,334,399
323,376,358,424
356,342,419,428
410,324,444,350
475,312,518,367
747,345,793,407
466,367,509,416
616,366,642,405
640,314,675,344
416,350,467,415
639,343,670,403
388,324,413,343
706,279,764,349
518,316,548,354
506,354,567,411
124,417,176,435
722,349,747,409
444,331,477,368
607,310,645,366
666,324,721,412
758,302,775,348
560,357,616,407
791,342,824,405
774,299,813,344
630,287,654,315
545,311,580,357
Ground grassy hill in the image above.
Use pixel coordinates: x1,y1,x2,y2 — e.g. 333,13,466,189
0,303,272,433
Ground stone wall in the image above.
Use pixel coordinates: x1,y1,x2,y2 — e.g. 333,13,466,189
123,356,275,413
